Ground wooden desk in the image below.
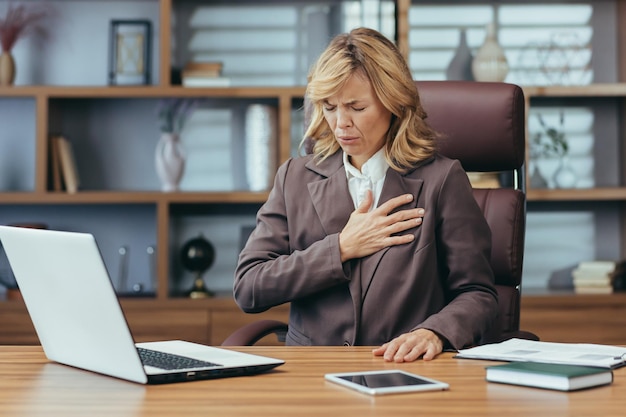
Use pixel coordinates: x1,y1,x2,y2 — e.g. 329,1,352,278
1,346,624,417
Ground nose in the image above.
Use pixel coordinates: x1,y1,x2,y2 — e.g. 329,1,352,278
336,108,352,128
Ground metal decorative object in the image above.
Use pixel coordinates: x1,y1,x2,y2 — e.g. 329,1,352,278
517,32,591,86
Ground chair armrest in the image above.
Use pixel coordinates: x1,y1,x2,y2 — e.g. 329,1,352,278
221,319,289,346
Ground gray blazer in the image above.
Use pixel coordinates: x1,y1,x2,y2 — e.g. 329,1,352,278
234,151,498,350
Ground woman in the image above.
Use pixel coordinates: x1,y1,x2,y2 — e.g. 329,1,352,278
234,27,498,362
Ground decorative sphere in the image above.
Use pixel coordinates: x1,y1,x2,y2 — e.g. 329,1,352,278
180,235,215,273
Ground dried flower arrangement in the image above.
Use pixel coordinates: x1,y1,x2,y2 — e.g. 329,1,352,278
156,99,200,134
0,1,51,52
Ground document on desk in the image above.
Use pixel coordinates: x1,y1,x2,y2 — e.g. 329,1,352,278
455,338,626,369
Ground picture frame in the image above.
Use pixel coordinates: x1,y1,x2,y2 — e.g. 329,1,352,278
109,19,151,85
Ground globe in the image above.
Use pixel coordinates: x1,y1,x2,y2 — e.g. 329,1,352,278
180,235,215,273
179,234,215,298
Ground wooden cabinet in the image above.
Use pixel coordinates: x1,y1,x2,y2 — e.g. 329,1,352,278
1,0,626,345
520,293,626,345
0,295,290,346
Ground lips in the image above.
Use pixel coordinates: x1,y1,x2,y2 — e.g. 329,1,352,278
337,135,359,144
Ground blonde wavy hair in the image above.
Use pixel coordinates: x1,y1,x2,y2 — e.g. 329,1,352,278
303,27,438,173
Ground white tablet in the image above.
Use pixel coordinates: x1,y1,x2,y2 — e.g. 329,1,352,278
324,370,449,395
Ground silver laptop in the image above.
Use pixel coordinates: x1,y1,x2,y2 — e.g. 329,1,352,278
0,225,284,384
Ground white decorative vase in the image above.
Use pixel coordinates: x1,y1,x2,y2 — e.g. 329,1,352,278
552,155,577,189
471,23,509,82
155,132,186,192
245,104,277,191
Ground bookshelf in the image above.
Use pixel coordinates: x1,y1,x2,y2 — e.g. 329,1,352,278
1,0,626,345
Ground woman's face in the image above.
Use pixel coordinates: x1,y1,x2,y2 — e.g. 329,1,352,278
322,71,392,171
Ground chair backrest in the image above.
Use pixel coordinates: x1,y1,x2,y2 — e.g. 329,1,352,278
415,81,528,343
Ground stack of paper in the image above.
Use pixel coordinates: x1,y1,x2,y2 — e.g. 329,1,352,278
456,338,626,369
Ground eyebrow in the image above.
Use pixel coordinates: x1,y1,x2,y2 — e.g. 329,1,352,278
323,98,365,105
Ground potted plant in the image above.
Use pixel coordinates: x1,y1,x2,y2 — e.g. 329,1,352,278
0,1,52,85
531,111,576,189
156,98,199,134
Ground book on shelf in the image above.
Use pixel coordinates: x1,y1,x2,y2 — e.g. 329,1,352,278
573,274,613,286
181,61,230,87
573,260,625,276
455,338,626,369
49,135,80,194
574,285,613,294
485,361,613,391
182,76,231,87
182,61,223,78
48,135,62,191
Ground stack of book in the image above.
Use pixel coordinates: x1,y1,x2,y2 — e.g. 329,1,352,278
571,260,626,294
181,61,231,87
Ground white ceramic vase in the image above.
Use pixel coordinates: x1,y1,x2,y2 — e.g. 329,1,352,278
245,104,277,191
155,132,186,192
471,23,509,82
552,155,577,189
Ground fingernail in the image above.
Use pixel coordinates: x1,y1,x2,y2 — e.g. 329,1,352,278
406,194,413,201
417,208,425,215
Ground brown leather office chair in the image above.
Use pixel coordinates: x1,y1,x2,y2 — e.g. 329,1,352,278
222,81,538,347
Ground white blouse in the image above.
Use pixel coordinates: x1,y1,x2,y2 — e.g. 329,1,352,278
343,148,389,211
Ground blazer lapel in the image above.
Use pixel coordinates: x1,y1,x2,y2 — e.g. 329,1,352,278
306,153,354,235
306,153,363,340
359,169,425,300
378,169,424,212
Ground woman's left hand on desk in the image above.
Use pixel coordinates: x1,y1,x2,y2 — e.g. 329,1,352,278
372,328,443,362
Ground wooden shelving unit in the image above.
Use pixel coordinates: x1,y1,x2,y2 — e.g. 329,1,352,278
1,0,626,345
0,0,300,345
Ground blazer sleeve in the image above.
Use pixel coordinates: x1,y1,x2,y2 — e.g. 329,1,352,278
233,158,350,313
415,160,499,349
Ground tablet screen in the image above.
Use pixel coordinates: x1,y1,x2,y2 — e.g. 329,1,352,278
338,372,434,388
325,370,449,395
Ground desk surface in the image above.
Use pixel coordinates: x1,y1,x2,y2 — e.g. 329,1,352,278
1,345,623,417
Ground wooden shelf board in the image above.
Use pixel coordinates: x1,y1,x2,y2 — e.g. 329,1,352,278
0,86,307,99
527,187,626,201
524,83,626,97
0,191,269,205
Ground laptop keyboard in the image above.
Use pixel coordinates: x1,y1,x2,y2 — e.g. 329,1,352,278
137,347,221,370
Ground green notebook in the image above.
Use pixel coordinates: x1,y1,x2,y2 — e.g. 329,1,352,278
485,362,613,391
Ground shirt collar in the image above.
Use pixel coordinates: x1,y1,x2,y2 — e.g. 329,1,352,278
343,148,388,183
